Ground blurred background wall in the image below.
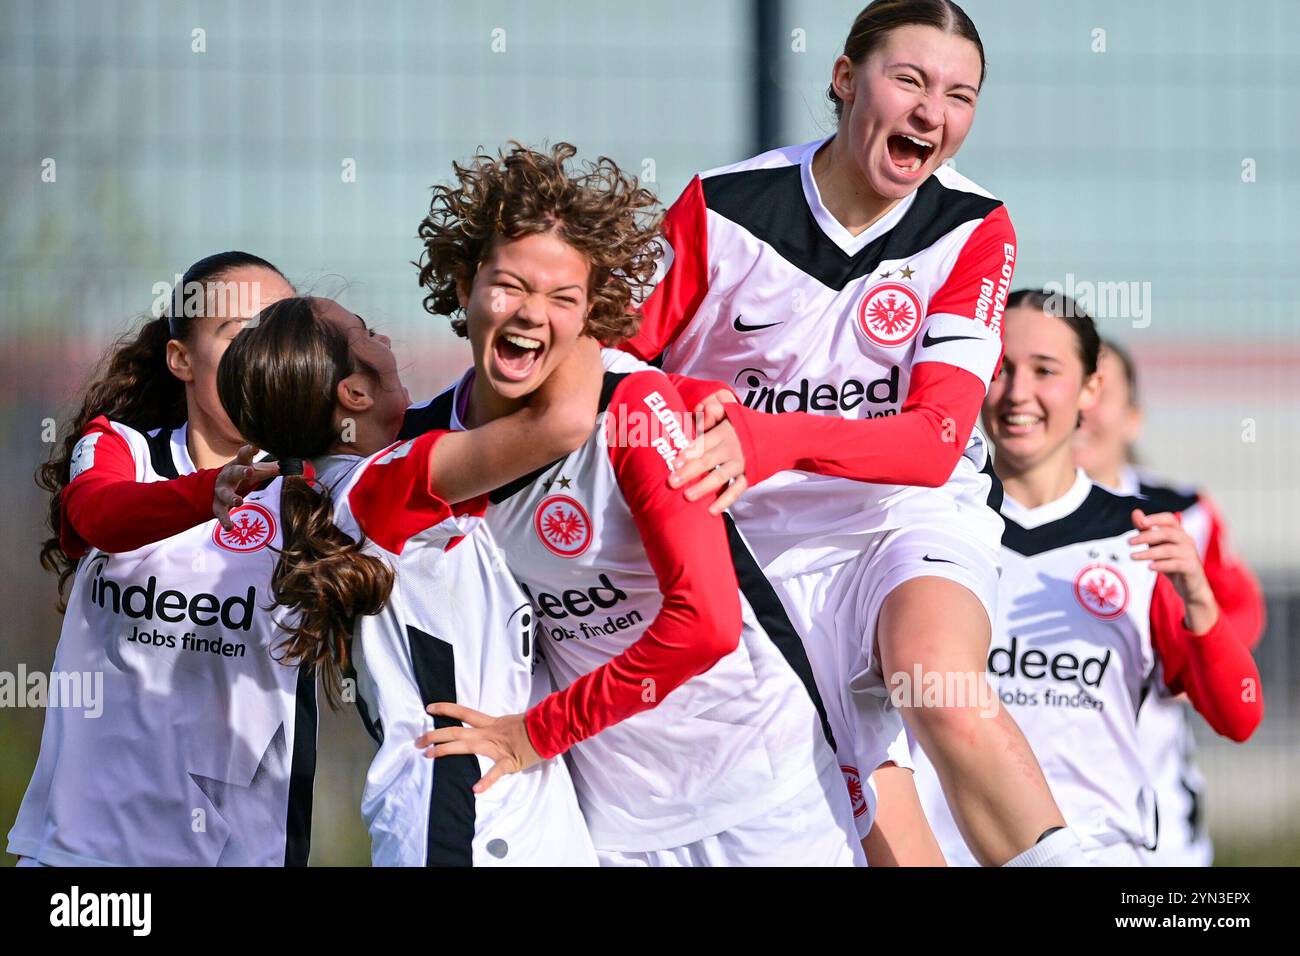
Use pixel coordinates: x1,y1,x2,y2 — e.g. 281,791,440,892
2,0,1295,864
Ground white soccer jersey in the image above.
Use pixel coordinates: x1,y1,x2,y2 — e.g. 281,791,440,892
8,419,315,867
625,137,1013,573
914,471,1162,862
400,356,847,854
912,470,1262,863
315,437,596,867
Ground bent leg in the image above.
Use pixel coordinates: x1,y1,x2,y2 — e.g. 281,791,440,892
876,576,1066,866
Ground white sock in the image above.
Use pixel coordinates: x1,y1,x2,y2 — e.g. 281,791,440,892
1002,827,1090,867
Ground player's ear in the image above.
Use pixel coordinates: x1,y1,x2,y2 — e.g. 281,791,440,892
830,55,856,107
336,371,375,414
165,338,195,384
1078,370,1103,413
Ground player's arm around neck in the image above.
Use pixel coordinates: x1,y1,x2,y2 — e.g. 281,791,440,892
429,336,603,505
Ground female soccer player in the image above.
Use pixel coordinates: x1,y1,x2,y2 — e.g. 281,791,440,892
10,255,603,866
9,252,307,866
1074,338,1266,865
623,0,1069,864
405,142,863,866
910,290,1263,865
215,295,601,866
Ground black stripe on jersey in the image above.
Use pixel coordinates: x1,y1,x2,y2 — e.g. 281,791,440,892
1002,485,1145,557
348,664,384,746
283,665,318,867
701,166,1002,291
400,388,456,441
981,451,1004,514
407,625,476,867
1137,481,1199,515
723,515,838,752
144,427,180,479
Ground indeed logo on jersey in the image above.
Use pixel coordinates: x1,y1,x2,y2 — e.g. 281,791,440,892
88,558,257,632
733,366,900,416
518,575,644,643
988,634,1111,687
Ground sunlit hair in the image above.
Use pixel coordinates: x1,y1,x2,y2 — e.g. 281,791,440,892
416,141,662,344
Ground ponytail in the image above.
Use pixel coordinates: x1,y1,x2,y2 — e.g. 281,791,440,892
270,472,393,709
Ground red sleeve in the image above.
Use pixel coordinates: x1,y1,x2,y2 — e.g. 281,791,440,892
663,373,734,411
1198,497,1266,650
524,372,742,759
346,430,458,555
724,361,985,488
1149,573,1263,742
60,416,221,557
621,176,710,361
922,204,1016,383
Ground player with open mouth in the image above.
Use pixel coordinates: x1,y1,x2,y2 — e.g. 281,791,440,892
624,0,1082,866
404,142,863,866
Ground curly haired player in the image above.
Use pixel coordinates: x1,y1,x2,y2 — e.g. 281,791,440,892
404,143,863,865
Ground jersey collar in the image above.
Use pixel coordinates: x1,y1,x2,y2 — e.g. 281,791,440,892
1002,468,1094,529
171,422,196,476
799,136,919,258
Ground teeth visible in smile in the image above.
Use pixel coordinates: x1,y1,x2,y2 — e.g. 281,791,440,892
903,134,934,149
909,157,922,172
1004,414,1040,426
503,333,542,350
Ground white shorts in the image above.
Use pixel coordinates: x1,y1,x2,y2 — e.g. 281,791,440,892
595,756,865,867
771,521,1001,839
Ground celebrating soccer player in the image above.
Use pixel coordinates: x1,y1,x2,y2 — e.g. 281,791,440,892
215,295,603,866
625,0,1073,865
910,290,1263,865
10,253,309,866
405,142,864,866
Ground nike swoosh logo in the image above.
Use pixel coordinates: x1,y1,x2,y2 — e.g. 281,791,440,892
921,330,982,348
734,315,782,333
921,554,960,565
